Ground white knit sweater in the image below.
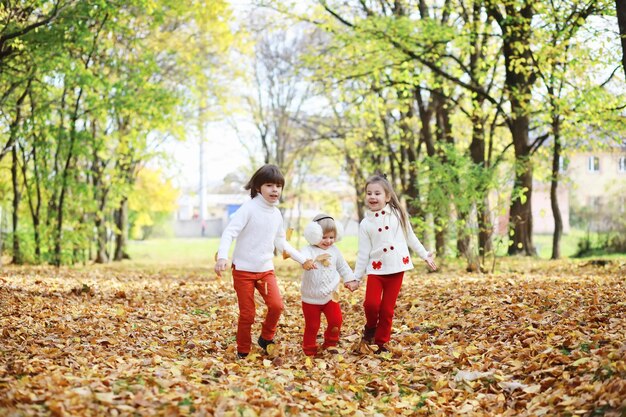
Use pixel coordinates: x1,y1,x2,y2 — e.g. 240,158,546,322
300,245,357,305
354,204,429,279
216,195,306,272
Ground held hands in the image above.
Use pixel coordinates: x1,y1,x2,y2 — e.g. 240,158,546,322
214,258,229,277
424,251,438,271
344,280,360,292
302,259,317,270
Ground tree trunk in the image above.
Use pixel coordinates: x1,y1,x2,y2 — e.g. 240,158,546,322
507,113,536,256
114,197,130,261
616,0,626,79
434,90,453,257
550,119,563,260
456,210,470,257
54,105,79,267
11,143,22,265
478,199,493,256
20,138,43,262
8,83,29,264
488,2,537,256
94,213,109,263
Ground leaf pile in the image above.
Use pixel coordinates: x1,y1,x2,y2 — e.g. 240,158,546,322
0,260,624,416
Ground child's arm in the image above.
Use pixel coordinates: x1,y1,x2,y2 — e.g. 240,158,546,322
275,228,315,268
214,205,248,277
406,227,437,271
334,248,359,291
353,224,371,280
423,251,437,271
299,246,316,271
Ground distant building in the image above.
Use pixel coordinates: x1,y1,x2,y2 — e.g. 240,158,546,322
532,181,571,234
174,192,248,237
173,176,360,238
531,144,625,234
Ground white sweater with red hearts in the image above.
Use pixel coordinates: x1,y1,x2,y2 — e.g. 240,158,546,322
354,204,429,279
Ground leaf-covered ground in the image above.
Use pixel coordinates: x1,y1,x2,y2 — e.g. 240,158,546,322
1,259,625,416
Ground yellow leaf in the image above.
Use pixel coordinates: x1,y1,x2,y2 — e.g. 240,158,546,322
571,357,591,366
95,392,116,404
523,384,541,394
315,253,331,267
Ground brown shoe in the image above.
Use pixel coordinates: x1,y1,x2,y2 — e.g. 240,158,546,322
376,344,389,353
362,326,376,344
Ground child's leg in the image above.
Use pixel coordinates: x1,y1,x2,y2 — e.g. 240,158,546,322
255,270,284,342
363,274,384,334
232,269,258,354
302,302,322,356
321,301,342,349
374,271,404,345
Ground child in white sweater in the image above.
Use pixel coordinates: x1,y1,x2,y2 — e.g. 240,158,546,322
299,214,359,356
215,164,314,359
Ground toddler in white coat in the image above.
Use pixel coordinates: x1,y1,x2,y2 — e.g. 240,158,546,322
299,214,359,356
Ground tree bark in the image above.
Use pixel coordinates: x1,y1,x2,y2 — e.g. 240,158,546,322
8,86,29,265
54,94,80,267
616,0,626,79
486,2,537,256
114,197,130,261
550,118,563,260
507,111,535,255
11,143,22,265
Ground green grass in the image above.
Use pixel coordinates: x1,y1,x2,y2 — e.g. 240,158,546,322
126,229,623,268
533,229,587,259
127,238,220,266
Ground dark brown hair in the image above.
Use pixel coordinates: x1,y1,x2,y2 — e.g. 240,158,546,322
365,174,409,234
245,164,285,198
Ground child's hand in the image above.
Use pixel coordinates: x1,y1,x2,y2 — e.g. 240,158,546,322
424,252,437,271
214,258,229,277
302,259,317,270
344,280,360,292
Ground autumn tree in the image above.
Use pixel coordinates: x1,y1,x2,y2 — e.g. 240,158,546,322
0,0,240,265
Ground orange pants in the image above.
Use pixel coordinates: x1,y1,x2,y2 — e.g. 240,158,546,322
232,267,284,354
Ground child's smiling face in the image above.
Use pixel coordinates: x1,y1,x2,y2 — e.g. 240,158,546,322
365,182,390,212
317,231,336,250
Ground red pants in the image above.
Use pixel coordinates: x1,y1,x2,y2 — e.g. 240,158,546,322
232,267,284,354
363,271,404,345
301,301,342,356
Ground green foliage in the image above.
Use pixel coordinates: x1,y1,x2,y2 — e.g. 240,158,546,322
0,0,241,264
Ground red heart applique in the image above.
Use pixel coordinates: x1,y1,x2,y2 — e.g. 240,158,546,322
372,261,382,270
402,256,410,264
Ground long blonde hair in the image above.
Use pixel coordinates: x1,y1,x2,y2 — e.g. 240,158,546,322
365,174,410,234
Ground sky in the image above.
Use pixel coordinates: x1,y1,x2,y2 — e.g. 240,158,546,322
165,121,251,191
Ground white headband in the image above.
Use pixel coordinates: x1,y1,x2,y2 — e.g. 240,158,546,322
303,217,343,245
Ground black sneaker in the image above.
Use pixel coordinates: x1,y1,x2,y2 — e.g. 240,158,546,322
258,336,274,353
237,352,248,359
